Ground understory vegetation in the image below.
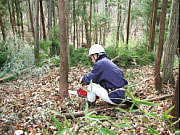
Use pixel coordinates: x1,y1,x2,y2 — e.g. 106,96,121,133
0,39,156,79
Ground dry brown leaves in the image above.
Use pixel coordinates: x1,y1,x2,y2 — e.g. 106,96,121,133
0,65,178,134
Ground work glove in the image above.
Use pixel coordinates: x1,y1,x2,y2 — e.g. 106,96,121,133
79,76,86,86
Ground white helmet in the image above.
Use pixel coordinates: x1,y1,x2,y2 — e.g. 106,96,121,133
88,44,105,56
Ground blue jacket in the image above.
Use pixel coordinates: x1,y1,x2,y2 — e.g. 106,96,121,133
82,55,128,104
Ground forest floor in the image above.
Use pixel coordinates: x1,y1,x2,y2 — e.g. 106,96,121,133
0,64,178,135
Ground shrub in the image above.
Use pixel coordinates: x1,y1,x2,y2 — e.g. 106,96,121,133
0,41,8,68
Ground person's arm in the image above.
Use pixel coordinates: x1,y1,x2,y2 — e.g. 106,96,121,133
82,63,103,85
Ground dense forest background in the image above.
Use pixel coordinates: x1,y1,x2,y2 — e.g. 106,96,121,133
0,0,179,134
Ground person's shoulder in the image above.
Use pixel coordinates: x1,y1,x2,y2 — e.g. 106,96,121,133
96,57,111,65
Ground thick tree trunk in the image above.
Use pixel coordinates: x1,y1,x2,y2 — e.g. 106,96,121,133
162,0,179,84
148,0,158,51
0,16,6,41
28,0,34,38
154,0,167,92
58,0,69,98
126,0,131,49
34,0,40,65
40,0,47,40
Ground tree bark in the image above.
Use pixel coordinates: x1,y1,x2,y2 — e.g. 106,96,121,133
116,0,121,47
73,0,76,48
126,0,131,49
83,0,90,48
28,0,34,38
89,0,92,46
34,0,40,65
40,0,47,40
148,0,158,51
8,0,15,38
162,0,179,84
154,0,167,92
171,66,179,129
58,0,69,98
48,0,53,40
0,16,6,41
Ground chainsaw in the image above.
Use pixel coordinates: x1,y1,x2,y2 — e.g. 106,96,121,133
68,85,99,99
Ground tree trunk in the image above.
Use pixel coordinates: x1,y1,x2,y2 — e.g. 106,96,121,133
83,0,90,48
58,0,69,98
34,0,40,65
14,0,21,40
89,0,92,46
0,16,6,41
73,0,76,48
171,66,179,129
8,0,15,38
40,0,47,40
162,0,179,84
28,0,34,38
154,0,167,92
48,0,53,40
11,0,18,34
126,0,131,49
148,0,158,51
116,0,121,47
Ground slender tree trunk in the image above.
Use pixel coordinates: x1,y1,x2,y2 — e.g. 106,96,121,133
11,0,18,34
89,0,92,46
48,0,53,40
116,0,121,47
58,0,69,98
28,0,34,38
40,0,47,40
8,0,15,37
20,11,24,40
148,0,158,51
126,0,131,49
0,16,6,41
83,0,90,48
171,66,179,129
154,0,167,92
73,0,76,48
162,0,179,84
14,0,21,40
34,0,40,65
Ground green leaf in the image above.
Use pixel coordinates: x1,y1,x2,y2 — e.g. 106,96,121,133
125,82,141,88
146,127,160,135
88,115,110,120
84,102,89,116
115,123,132,128
163,106,174,115
67,108,76,120
163,114,175,119
99,128,116,135
48,114,64,130
50,110,65,118
54,129,67,135
116,107,127,112
135,100,157,106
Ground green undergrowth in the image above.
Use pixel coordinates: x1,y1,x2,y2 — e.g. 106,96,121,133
46,83,179,135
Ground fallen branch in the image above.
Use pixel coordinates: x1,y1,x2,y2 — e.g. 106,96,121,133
58,94,174,119
0,66,34,83
144,94,174,102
